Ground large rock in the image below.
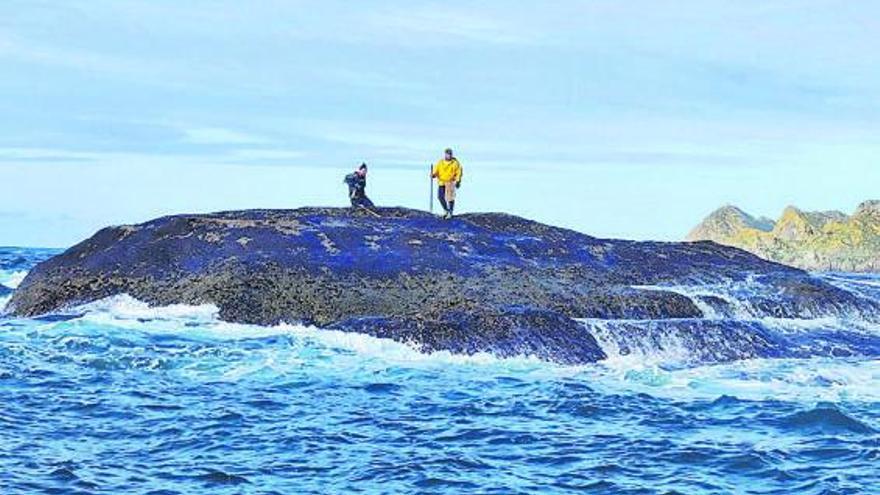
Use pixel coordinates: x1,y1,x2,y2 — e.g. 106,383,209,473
9,207,872,364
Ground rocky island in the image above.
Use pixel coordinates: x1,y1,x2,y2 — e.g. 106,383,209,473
9,207,877,364
688,200,880,272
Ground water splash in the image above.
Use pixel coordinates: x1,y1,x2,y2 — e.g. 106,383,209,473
0,269,27,289
61,294,561,372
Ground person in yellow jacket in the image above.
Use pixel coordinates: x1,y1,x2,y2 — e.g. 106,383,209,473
431,148,463,219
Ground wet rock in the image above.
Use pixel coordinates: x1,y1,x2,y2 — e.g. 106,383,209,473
330,307,607,364
9,207,871,364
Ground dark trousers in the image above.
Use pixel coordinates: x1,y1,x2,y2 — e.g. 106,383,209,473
437,186,455,214
351,195,375,209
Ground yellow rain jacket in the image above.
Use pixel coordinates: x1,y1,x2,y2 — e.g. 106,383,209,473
432,158,463,183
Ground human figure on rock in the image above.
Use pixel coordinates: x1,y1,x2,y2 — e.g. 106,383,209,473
343,163,375,210
431,148,463,219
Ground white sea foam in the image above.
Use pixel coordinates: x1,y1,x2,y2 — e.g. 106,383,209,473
821,273,880,288
67,294,557,370
0,269,27,289
819,273,880,303
279,324,553,368
77,294,220,322
757,315,880,337
64,294,880,372
632,283,759,319
576,356,880,403
582,318,695,366
12,293,880,401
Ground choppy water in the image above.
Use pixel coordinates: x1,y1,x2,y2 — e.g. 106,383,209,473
2,248,879,494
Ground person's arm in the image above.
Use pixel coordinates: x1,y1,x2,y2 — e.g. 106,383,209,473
455,162,463,187
431,161,439,178
344,173,358,198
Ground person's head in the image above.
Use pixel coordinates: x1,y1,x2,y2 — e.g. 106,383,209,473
444,148,454,160
357,163,368,176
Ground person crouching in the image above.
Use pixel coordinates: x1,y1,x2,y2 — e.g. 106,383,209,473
344,163,375,209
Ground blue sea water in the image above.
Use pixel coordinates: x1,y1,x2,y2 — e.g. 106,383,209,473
1,247,879,494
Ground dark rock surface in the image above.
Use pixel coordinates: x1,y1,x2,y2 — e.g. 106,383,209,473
9,207,873,364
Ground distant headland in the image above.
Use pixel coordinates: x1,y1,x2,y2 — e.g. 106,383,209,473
687,200,880,273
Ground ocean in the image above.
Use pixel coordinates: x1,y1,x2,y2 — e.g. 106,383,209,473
1,247,879,494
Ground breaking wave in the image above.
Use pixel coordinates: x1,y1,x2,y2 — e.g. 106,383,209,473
0,269,27,289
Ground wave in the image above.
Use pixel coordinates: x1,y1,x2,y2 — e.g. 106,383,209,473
11,292,880,373
635,277,880,322
820,273,880,301
62,295,561,371
633,283,753,320
192,469,250,486
581,316,880,370
0,269,27,289
77,294,220,323
2,293,880,403
779,402,877,434
579,355,880,403
0,268,29,315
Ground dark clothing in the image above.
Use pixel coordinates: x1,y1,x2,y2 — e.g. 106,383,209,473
352,195,375,209
344,172,366,196
344,172,373,208
438,185,455,215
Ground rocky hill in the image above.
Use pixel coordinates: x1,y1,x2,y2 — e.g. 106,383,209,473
687,201,880,272
10,207,877,364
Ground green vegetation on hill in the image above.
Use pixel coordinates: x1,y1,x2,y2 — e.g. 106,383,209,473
687,200,880,272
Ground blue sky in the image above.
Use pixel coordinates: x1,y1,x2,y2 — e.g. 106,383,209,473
1,1,878,247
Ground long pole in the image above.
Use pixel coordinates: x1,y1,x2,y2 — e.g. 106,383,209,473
429,163,434,214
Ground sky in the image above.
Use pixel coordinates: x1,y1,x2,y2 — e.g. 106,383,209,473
1,1,878,247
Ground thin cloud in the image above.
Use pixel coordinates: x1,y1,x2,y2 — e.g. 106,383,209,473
182,128,271,145
366,5,544,46
0,147,104,163
228,149,306,161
